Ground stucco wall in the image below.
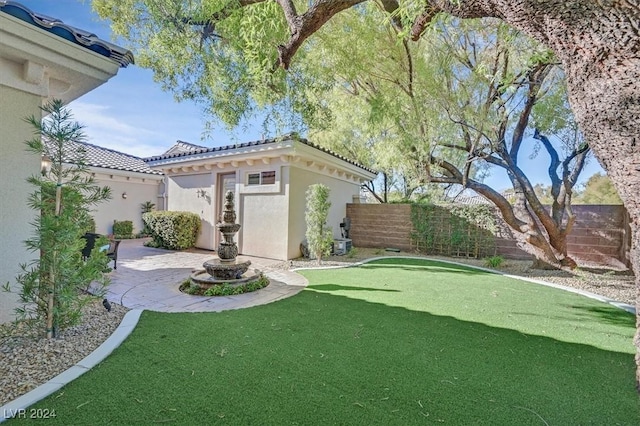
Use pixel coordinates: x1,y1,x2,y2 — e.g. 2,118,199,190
91,171,163,235
161,159,368,261
167,173,214,249
288,166,362,259
238,165,290,260
0,86,40,324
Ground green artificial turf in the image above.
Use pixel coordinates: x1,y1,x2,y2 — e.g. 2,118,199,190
12,258,639,425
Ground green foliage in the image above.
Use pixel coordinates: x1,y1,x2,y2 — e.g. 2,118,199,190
140,201,156,235
534,173,623,205
143,211,201,250
346,247,358,259
112,220,134,239
305,184,333,264
3,100,111,337
180,275,270,296
410,203,497,258
92,0,317,133
78,213,96,234
484,255,505,268
141,201,156,213
533,183,555,205
574,173,623,205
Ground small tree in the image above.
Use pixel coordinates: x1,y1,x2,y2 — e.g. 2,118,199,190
3,100,111,338
140,201,156,236
305,184,333,265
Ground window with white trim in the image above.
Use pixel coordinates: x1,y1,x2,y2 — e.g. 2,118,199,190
247,171,276,185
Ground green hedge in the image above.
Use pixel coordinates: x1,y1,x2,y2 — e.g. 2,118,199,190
112,220,134,238
142,211,201,250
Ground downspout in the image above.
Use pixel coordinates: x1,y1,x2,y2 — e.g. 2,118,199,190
160,174,168,211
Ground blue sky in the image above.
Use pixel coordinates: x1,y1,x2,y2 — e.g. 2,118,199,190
16,0,604,190
17,0,266,159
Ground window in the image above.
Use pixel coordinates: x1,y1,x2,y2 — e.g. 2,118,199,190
247,173,260,185
261,171,276,184
247,171,276,185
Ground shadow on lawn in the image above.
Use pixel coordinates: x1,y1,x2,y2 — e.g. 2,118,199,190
22,289,640,426
360,263,491,276
307,284,400,292
568,303,637,327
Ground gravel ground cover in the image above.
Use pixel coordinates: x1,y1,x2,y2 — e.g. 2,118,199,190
0,298,128,406
1,249,635,408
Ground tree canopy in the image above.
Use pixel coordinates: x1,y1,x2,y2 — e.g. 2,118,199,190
94,0,640,388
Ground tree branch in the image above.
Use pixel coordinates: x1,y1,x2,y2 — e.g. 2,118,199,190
410,4,441,41
533,128,562,198
276,0,299,30
563,143,590,187
362,180,385,203
509,63,552,161
377,0,403,31
276,0,367,70
426,156,527,231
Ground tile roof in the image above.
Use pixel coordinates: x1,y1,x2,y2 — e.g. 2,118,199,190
161,140,208,156
145,134,377,175
46,140,163,176
448,195,493,205
0,1,133,67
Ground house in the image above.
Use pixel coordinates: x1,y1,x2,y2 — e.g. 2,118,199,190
0,1,132,323
146,134,377,260
48,140,165,234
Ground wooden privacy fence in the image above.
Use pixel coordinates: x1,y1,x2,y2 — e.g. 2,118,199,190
346,203,631,268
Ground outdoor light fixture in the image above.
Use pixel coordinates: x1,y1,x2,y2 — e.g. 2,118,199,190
41,155,52,175
122,192,128,199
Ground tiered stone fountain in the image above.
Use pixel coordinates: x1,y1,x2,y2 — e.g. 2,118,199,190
189,190,262,289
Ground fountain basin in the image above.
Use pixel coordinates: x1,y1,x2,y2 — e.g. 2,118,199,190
189,268,263,289
203,258,251,280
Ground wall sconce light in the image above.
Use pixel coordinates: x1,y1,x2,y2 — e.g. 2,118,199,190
122,192,128,199
41,155,52,176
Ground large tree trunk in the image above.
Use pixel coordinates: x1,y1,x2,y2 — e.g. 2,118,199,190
424,0,640,390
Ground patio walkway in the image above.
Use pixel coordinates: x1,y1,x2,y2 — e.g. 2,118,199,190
101,239,308,312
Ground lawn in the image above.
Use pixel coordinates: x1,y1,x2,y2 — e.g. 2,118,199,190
12,258,639,424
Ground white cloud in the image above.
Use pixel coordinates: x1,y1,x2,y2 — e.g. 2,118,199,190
69,101,172,158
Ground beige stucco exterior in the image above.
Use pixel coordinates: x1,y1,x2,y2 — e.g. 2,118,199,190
0,85,41,324
0,10,126,324
286,165,363,259
149,138,377,261
165,172,215,248
90,169,164,235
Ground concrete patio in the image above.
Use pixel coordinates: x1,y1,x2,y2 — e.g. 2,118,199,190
100,239,308,313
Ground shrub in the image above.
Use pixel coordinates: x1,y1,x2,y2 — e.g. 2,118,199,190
484,255,505,268
78,213,96,234
112,220,134,239
140,201,155,236
410,203,498,258
143,211,201,250
305,184,333,265
179,275,270,296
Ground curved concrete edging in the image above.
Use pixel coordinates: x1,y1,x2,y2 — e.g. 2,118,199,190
293,256,636,315
0,310,144,423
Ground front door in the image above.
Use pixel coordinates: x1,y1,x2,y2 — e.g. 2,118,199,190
215,172,237,249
